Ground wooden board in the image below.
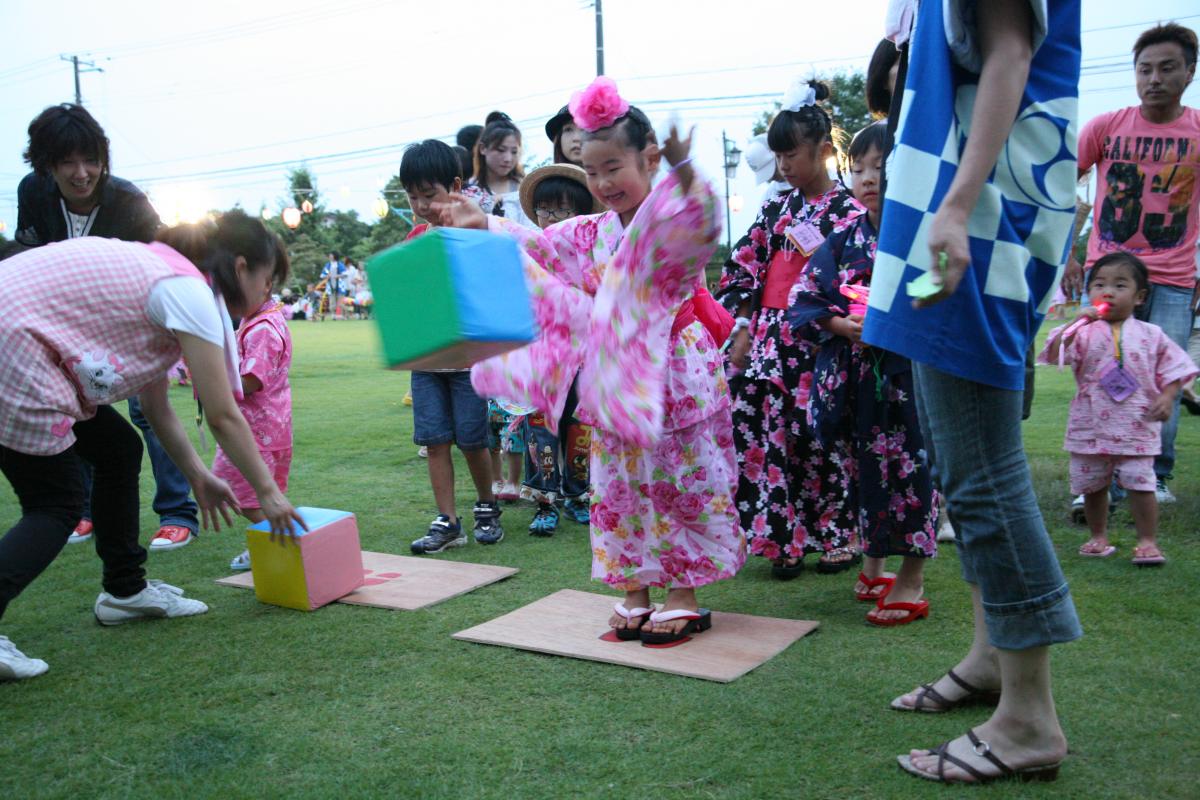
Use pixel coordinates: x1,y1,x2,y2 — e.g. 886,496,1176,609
216,551,518,610
452,589,819,683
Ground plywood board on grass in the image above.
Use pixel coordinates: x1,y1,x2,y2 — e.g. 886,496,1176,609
452,589,818,682
216,551,517,610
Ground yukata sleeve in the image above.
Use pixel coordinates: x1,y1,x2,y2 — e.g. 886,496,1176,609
578,169,722,447
239,322,283,388
1152,327,1200,390
715,196,776,314
786,233,846,332
1036,322,1084,369
469,216,592,428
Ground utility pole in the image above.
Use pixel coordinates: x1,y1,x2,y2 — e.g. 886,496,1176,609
60,54,104,105
594,0,605,76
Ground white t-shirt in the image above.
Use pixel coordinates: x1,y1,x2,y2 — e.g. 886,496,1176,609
146,276,232,346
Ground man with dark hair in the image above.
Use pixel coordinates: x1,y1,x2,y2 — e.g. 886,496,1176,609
15,103,200,550
1064,21,1199,504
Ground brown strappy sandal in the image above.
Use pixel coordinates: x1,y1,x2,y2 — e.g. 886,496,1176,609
889,668,1000,713
896,728,1062,784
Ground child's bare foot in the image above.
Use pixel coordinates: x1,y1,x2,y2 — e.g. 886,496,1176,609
642,588,699,637
609,589,651,631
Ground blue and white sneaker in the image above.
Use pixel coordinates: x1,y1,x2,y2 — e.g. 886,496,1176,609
411,515,466,554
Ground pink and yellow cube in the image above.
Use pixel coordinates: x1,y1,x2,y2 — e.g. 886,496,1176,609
247,507,364,611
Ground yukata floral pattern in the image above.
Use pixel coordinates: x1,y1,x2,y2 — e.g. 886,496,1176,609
787,216,938,559
473,170,745,589
716,184,865,561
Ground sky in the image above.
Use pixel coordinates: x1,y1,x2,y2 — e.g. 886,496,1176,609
1,0,1198,239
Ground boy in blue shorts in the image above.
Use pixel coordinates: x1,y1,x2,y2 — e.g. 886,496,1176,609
399,139,503,552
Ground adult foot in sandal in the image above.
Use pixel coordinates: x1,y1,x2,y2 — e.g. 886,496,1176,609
640,587,701,639
892,645,1001,712
608,589,652,635
890,668,1000,712
900,723,1066,784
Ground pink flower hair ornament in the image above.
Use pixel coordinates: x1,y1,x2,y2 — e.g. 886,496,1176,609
568,76,630,132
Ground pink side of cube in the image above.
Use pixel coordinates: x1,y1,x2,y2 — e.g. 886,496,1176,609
298,515,365,609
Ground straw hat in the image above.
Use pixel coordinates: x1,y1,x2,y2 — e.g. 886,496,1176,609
519,163,604,224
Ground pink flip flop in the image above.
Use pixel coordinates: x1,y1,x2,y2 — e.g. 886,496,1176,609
1078,542,1117,558
1131,547,1167,567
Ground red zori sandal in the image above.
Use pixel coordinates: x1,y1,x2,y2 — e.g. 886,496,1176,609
856,571,895,602
867,598,930,627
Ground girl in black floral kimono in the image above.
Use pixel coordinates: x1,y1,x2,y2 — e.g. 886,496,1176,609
787,122,939,625
716,78,866,577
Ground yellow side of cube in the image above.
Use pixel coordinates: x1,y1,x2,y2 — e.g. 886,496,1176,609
246,528,311,610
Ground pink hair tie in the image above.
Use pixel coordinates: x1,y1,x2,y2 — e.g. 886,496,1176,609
568,76,630,132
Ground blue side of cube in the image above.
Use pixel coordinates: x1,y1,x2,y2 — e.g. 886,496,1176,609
248,507,352,537
440,228,535,343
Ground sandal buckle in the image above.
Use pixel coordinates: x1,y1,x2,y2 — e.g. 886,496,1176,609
972,739,991,757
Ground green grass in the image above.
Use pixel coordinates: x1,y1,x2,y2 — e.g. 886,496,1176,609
1,320,1197,799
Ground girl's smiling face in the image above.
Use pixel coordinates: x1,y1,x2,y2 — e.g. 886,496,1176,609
581,136,656,222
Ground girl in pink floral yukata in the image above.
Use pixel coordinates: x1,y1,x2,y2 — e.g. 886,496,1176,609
445,77,744,645
220,286,295,571
1041,252,1196,567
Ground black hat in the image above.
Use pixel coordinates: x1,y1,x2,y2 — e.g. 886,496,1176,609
544,105,572,142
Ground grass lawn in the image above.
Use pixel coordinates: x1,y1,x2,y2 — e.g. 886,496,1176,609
1,319,1197,799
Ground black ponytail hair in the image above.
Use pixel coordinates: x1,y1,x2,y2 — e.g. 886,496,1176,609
155,209,289,309
472,111,524,192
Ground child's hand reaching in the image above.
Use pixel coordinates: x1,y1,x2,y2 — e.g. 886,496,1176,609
430,194,487,230
661,123,696,192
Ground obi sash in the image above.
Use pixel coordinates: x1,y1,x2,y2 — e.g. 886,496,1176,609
671,287,735,343
760,249,808,309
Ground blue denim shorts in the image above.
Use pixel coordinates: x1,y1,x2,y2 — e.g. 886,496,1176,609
411,371,489,450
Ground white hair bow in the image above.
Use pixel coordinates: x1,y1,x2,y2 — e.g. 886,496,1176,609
781,75,816,112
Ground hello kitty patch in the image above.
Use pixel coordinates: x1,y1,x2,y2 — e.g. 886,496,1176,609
69,350,126,401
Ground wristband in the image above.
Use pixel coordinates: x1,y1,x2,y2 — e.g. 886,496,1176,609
733,316,751,331
671,157,693,172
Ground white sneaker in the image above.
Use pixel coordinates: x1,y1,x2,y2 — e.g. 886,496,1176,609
94,581,208,626
936,514,956,543
0,635,49,681
230,550,251,571
1156,480,1176,505
417,446,428,458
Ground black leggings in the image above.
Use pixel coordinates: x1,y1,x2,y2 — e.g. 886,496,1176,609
0,405,148,620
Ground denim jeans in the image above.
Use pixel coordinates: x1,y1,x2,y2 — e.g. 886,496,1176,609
79,397,198,532
912,362,1083,650
1135,283,1194,481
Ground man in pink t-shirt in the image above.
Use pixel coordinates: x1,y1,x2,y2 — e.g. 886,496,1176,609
1066,22,1198,502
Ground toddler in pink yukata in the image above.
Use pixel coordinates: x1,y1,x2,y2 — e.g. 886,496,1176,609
1041,253,1197,566
214,297,294,570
